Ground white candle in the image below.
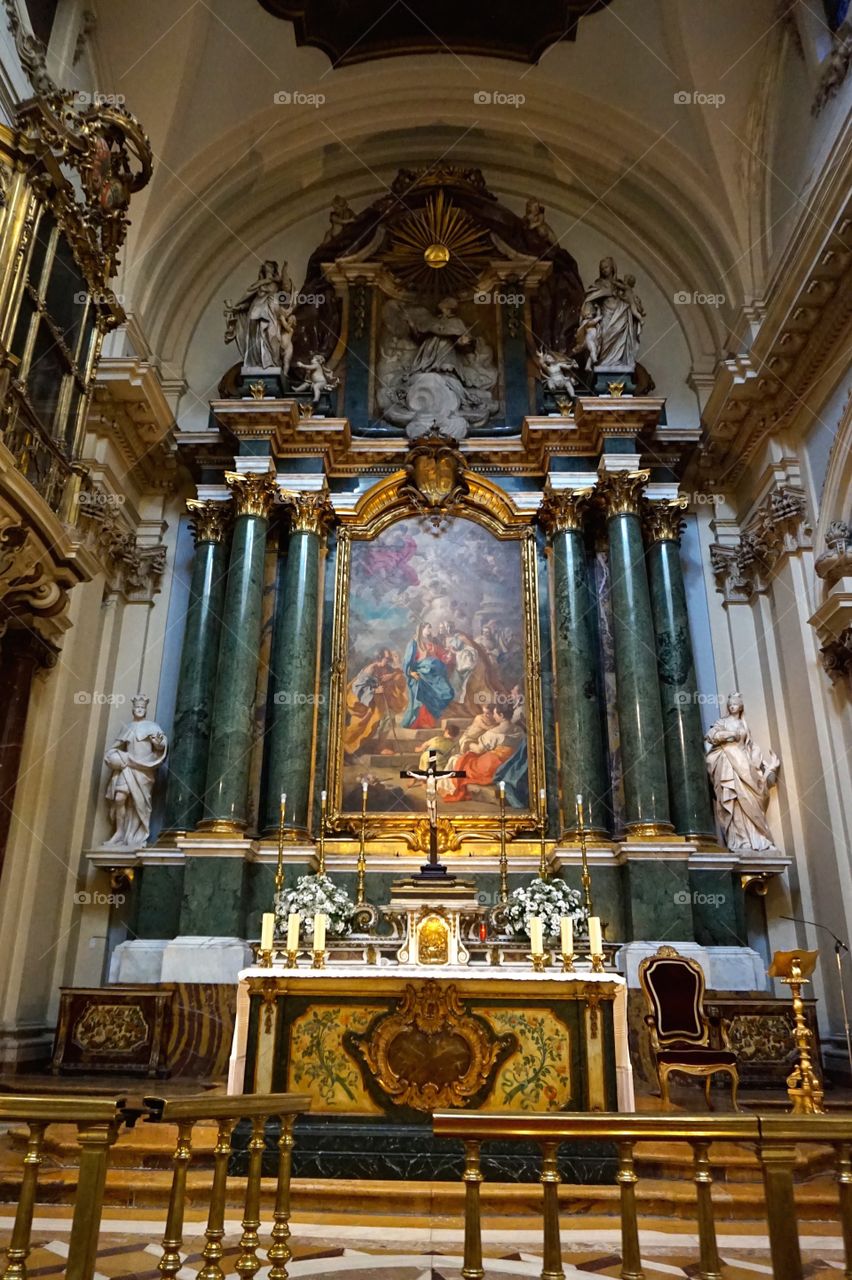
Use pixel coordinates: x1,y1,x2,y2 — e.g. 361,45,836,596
499,780,506,796
260,912,275,952
286,912,300,951
280,791,286,809
313,912,327,951
529,916,544,955
560,916,573,956
588,916,603,955
321,789,327,803
362,778,369,794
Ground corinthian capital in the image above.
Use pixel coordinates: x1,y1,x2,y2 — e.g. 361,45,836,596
281,489,335,535
538,487,593,535
595,469,650,518
643,496,688,545
225,470,279,519
186,499,231,545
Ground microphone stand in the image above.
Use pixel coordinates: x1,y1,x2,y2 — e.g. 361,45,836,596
781,915,852,1079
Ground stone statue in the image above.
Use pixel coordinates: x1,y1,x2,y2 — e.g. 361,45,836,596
292,352,339,405
223,259,296,372
580,257,645,370
705,693,780,852
524,197,555,243
103,695,168,849
321,194,356,245
535,348,578,398
376,296,499,439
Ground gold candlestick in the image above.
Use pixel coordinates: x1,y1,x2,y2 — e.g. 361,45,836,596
285,949,298,968
576,793,594,918
317,790,327,877
311,948,326,969
561,951,575,972
356,780,368,907
768,949,825,1114
538,787,549,881
498,781,509,905
274,793,287,900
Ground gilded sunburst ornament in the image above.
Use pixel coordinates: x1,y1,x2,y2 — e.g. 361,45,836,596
385,189,492,294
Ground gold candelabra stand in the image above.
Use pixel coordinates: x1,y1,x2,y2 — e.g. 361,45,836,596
356,782,368,907
317,791,327,877
538,789,549,881
576,794,594,918
768,948,825,1114
498,783,509,905
274,794,287,902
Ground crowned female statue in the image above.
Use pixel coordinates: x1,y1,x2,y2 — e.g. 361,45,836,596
103,695,168,849
704,693,780,852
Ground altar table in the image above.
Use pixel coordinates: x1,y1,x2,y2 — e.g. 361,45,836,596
228,965,634,1114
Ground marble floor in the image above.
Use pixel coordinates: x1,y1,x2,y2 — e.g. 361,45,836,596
0,1208,845,1278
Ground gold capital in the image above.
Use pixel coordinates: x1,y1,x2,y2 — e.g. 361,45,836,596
225,470,278,519
643,496,688,545
538,487,593,535
595,469,650,518
281,490,335,535
186,499,230,545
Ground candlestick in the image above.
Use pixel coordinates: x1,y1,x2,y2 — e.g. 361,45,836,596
312,911,327,968
356,778,368,906
498,781,508,905
274,793,287,898
576,792,594,918
538,786,549,881
317,790,327,877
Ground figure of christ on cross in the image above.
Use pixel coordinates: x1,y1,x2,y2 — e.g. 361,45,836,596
400,748,466,878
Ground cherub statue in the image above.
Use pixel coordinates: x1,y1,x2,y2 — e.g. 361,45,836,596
524,197,556,243
292,353,339,405
536,348,578,398
573,300,602,369
321,194,357,245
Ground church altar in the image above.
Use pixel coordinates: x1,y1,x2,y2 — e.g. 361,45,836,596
228,962,634,1115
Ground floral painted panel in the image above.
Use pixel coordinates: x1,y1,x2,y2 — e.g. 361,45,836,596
287,1005,384,1113
479,1007,572,1110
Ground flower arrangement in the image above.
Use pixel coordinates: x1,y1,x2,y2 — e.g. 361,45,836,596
504,878,587,941
274,874,355,939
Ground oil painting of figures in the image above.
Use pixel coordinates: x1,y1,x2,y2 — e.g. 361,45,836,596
341,518,530,815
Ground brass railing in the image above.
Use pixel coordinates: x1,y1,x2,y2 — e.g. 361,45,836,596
433,1110,852,1280
0,1090,310,1280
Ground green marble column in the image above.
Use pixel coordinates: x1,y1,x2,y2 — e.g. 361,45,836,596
539,489,610,835
644,501,716,839
201,470,278,831
161,501,230,834
262,492,332,835
598,470,672,836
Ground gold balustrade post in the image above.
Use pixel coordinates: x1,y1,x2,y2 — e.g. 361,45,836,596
3,1120,46,1279
616,1140,645,1280
268,1114,296,1280
66,1120,121,1280
690,1140,721,1280
834,1141,852,1280
236,1113,267,1279
461,1139,485,1280
540,1139,565,1280
757,1141,802,1280
198,1117,236,1280
157,1120,195,1280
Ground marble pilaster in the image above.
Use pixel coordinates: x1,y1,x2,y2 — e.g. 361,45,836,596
161,500,230,834
644,501,716,839
597,471,672,836
262,491,333,835
201,470,277,831
539,489,610,834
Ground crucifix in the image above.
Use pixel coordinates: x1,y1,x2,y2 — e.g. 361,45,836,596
400,749,466,879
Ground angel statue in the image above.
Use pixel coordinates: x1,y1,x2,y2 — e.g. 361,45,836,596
536,348,578,398
224,259,296,372
580,257,645,371
705,693,781,852
321,194,357,245
376,296,499,440
292,353,339,405
103,695,168,850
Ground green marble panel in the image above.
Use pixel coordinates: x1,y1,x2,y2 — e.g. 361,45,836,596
621,859,693,941
689,869,746,947
180,857,246,936
557,865,625,943
133,864,184,939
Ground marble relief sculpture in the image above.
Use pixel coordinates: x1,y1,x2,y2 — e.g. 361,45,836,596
705,693,780,852
103,695,168,849
376,296,499,440
223,259,296,373
580,257,645,371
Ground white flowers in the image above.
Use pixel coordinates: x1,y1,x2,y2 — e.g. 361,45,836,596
274,874,355,938
504,878,588,941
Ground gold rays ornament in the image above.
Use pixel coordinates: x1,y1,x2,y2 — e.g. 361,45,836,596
385,190,492,294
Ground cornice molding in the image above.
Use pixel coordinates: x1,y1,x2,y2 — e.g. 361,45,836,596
709,482,811,604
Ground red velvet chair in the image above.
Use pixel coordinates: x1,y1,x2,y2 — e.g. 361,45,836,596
639,945,740,1110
